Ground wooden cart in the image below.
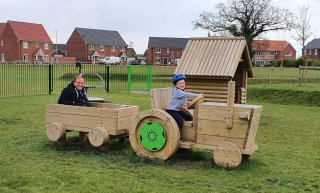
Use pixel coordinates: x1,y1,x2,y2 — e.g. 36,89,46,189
129,81,262,168
46,103,139,147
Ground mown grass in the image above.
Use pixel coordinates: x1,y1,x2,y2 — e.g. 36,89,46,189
0,85,319,192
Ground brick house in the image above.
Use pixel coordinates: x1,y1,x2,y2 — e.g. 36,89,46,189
302,38,320,60
0,20,52,63
67,28,127,64
147,37,188,65
252,40,296,66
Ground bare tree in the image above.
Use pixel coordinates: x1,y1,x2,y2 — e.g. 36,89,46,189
293,5,312,49
193,0,295,57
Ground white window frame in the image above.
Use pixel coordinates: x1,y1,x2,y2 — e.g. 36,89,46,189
89,44,95,50
99,45,105,51
44,55,49,62
1,53,4,62
155,48,161,53
35,42,39,48
315,49,318,56
111,46,115,51
171,52,174,61
304,50,307,56
270,52,275,56
44,43,49,50
167,48,170,53
23,41,28,48
309,49,312,55
23,54,29,61
256,51,263,56
121,47,125,51
285,52,292,57
155,57,161,64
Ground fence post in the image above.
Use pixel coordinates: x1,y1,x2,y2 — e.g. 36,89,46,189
49,64,53,94
269,66,273,85
128,65,132,92
147,65,152,90
105,65,109,92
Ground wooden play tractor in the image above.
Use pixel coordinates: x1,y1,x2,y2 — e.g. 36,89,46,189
46,103,139,147
129,81,262,168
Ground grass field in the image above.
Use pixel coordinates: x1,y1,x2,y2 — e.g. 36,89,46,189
0,85,319,192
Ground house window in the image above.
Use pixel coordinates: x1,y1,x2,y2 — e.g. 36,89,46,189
171,52,174,61
100,45,104,51
1,53,4,62
304,50,307,56
285,52,292,56
44,55,49,62
167,48,170,53
44,43,49,50
315,49,318,56
256,51,263,56
309,49,312,55
111,46,115,51
1,40,3,46
23,41,28,48
155,48,161,53
254,60,265,67
23,54,29,61
121,47,125,51
270,52,275,56
155,58,161,64
89,44,95,50
35,42,39,48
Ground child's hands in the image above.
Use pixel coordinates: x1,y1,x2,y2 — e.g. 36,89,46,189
182,103,188,110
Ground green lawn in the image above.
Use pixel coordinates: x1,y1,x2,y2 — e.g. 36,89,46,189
0,87,319,192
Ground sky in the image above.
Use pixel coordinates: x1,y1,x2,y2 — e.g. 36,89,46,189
1,0,320,56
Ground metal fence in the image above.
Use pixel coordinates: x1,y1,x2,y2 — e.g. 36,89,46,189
0,63,174,97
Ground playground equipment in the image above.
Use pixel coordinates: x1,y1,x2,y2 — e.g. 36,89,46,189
129,37,263,168
46,103,138,147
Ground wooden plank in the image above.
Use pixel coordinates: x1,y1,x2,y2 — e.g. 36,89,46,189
180,125,195,141
244,107,262,149
185,89,228,95
203,98,228,103
46,112,59,124
197,119,249,138
196,134,245,149
226,81,235,129
203,94,228,99
58,105,80,114
59,114,116,130
187,85,228,90
117,115,136,131
46,104,60,113
217,40,232,76
115,106,139,118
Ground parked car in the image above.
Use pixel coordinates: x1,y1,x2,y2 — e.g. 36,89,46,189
98,56,120,65
140,60,146,65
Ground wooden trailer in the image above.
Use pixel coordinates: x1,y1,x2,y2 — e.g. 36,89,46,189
46,103,139,147
174,37,253,104
129,37,262,168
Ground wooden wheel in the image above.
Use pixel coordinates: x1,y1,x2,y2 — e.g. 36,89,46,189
129,109,180,161
188,95,204,109
46,122,66,141
213,142,242,168
88,127,109,147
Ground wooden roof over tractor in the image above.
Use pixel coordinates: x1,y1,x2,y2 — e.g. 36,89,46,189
174,37,253,104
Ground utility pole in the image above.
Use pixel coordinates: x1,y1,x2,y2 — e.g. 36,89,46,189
54,30,58,64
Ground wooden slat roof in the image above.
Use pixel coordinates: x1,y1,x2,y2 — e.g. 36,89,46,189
174,37,253,78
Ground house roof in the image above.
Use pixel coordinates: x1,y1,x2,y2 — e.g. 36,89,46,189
75,27,127,46
174,37,253,78
126,48,136,57
52,44,67,51
149,37,188,49
303,38,320,49
252,40,295,52
7,20,52,43
0,23,6,36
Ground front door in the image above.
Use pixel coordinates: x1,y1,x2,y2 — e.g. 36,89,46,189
163,58,168,66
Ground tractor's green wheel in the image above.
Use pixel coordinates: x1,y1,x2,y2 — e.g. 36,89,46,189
129,109,180,161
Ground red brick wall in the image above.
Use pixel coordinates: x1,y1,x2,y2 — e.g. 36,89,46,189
67,30,87,62
302,49,320,60
53,56,76,64
275,44,296,60
147,46,183,65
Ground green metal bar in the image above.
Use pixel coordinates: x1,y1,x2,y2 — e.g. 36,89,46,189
147,65,152,90
128,65,132,92
105,65,110,92
49,64,52,94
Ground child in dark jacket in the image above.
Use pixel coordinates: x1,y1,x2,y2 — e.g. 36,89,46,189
58,75,89,106
166,74,202,130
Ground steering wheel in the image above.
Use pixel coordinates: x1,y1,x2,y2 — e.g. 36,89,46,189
188,95,204,109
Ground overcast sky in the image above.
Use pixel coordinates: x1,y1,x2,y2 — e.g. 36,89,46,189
1,0,320,55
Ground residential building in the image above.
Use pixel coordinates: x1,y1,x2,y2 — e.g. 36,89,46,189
0,20,52,63
126,47,136,64
147,37,188,65
67,28,127,64
252,40,296,66
302,38,320,60
52,44,67,57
